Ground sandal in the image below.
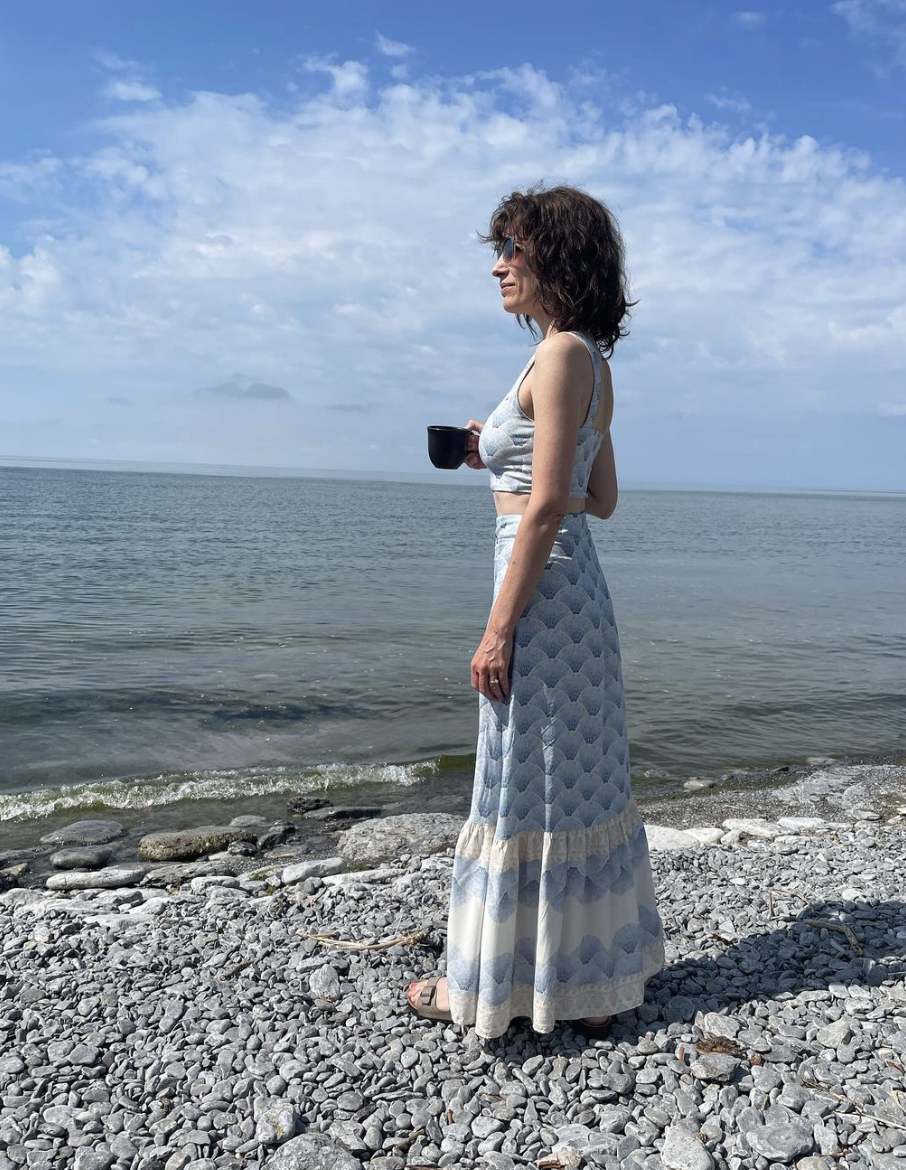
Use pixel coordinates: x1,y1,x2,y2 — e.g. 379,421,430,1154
570,1015,613,1039
407,976,452,1022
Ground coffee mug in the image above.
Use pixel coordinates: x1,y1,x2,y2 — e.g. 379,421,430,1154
427,425,476,470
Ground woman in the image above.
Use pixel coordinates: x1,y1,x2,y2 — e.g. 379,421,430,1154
408,184,666,1040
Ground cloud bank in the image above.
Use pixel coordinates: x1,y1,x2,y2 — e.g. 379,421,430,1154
0,50,904,488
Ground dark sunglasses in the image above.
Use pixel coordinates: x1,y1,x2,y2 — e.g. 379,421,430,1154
493,236,523,261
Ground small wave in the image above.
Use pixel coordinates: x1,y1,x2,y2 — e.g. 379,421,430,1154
0,758,440,823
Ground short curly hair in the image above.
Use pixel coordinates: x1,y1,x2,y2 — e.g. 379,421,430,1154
477,182,638,358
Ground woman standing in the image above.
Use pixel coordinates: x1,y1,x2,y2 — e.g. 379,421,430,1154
408,184,666,1040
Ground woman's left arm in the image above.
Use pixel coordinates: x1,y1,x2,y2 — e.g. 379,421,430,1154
472,335,589,701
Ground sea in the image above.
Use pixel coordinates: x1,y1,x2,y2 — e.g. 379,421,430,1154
1,463,905,851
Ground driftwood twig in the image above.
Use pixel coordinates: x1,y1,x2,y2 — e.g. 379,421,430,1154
801,918,863,955
296,925,431,951
801,1078,906,1131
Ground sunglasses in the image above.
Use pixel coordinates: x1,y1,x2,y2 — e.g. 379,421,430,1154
493,236,523,261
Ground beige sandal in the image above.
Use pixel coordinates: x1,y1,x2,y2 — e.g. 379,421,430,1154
407,976,452,1022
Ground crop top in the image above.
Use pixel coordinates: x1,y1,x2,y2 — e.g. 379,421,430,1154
477,331,605,497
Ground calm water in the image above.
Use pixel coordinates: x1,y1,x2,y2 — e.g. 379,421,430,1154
1,465,904,843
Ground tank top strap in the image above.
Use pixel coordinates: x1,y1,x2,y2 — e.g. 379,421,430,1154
563,331,601,427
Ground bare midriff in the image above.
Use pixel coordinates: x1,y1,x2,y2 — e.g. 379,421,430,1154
492,491,590,516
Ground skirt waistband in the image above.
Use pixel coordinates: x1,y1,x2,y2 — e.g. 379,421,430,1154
495,510,589,530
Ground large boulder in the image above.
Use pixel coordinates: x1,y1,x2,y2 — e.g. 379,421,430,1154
137,825,259,862
338,813,463,868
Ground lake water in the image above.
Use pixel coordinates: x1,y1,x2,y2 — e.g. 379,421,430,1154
1,465,904,847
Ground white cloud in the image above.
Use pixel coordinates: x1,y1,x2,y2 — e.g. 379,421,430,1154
375,31,414,58
736,11,767,27
103,79,162,103
0,58,904,486
300,55,369,101
832,0,906,68
92,50,142,72
705,92,754,115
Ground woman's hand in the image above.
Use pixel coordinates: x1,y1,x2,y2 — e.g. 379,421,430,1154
464,419,486,470
471,624,513,702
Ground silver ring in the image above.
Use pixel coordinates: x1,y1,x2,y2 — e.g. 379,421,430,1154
491,677,500,684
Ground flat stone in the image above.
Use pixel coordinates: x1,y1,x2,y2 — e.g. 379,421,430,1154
721,817,781,839
661,1125,715,1170
255,1101,299,1145
683,826,725,845
304,805,384,823
74,1151,115,1170
338,814,463,867
45,867,145,891
747,1122,815,1163
50,846,116,870
141,860,239,885
321,867,396,886
689,1053,740,1083
644,825,704,851
282,856,346,885
39,819,126,847
816,1018,852,1047
777,817,827,832
261,1137,362,1170
138,825,259,862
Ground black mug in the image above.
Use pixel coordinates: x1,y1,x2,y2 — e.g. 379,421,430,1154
427,425,476,470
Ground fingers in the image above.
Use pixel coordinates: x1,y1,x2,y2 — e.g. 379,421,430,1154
464,422,485,470
471,665,509,702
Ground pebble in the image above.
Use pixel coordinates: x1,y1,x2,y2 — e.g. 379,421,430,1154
0,775,903,1170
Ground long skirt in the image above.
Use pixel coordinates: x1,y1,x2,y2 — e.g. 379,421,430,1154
445,511,666,1039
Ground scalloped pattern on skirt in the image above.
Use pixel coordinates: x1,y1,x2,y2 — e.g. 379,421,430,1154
446,512,666,1038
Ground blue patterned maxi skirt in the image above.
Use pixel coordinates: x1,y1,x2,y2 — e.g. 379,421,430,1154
446,511,666,1038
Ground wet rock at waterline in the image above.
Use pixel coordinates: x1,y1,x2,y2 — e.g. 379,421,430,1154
338,812,464,867
137,824,260,862
38,819,127,847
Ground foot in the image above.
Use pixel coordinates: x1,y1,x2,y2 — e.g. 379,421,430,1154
407,975,451,1020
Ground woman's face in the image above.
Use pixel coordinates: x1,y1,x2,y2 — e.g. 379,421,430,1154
491,236,540,318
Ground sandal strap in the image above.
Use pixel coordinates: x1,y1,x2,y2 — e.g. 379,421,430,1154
418,978,439,1007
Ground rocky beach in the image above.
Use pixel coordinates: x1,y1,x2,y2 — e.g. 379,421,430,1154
1,761,905,1170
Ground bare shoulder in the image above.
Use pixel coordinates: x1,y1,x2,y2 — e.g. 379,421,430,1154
534,331,590,363
532,333,596,387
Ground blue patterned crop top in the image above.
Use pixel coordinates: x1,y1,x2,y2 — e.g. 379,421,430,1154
478,331,605,497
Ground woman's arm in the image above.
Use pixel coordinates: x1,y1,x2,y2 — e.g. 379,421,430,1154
585,430,618,519
484,335,591,639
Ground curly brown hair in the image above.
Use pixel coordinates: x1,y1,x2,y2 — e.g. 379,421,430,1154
476,182,638,358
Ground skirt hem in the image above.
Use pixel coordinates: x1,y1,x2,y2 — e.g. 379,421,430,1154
447,935,666,1039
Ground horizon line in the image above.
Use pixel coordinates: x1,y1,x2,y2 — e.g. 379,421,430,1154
1,454,904,497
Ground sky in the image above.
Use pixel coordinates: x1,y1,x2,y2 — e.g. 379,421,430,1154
0,1,904,492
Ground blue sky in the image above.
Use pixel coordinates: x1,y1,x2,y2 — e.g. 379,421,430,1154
1,0,904,490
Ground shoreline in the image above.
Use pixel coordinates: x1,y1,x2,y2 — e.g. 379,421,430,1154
1,769,904,1169
2,754,905,893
